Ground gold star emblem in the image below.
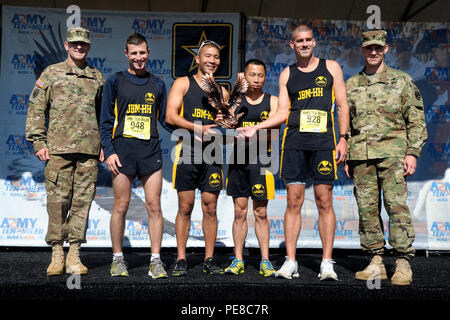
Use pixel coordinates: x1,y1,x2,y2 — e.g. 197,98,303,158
181,30,224,72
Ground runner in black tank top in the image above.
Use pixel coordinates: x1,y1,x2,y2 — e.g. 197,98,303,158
181,75,216,126
226,92,275,201
280,59,338,184
235,25,350,281
232,92,272,164
284,59,336,151
172,74,224,192
165,40,229,275
227,93,274,195
224,59,278,277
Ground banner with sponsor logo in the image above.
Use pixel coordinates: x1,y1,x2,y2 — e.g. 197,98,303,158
1,6,448,251
246,17,449,251
0,6,240,247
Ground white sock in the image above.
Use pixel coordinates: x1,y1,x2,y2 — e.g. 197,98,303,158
113,252,123,261
151,253,160,262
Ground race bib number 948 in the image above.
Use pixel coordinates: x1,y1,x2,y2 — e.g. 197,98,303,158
123,115,151,140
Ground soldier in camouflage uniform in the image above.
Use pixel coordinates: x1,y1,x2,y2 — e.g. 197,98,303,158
26,27,105,276
345,30,427,285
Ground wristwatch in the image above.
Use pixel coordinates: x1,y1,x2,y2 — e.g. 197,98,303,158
340,133,349,141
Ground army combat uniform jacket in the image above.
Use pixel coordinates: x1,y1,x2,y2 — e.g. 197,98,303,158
26,61,105,155
346,64,427,160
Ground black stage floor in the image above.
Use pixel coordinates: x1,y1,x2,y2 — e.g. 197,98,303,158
1,247,448,317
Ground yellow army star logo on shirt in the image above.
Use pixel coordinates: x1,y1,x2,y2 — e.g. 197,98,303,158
318,160,332,175
260,111,269,121
209,173,221,187
315,76,327,87
145,92,155,104
252,184,265,197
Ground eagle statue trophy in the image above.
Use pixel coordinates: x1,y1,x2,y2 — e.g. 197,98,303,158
200,72,248,129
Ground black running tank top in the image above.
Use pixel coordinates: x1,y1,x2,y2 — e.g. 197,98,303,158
284,59,335,150
236,93,272,128
181,75,217,125
232,93,272,164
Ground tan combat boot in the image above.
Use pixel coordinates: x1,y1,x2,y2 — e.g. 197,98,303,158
391,258,412,285
47,243,65,276
65,242,88,275
355,255,388,280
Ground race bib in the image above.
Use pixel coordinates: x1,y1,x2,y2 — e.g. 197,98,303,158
299,109,327,133
123,115,151,140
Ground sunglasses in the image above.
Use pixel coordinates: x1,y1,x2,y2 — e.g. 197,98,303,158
199,40,221,51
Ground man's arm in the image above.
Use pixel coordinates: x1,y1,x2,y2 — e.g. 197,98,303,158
402,78,428,157
26,70,51,161
264,94,279,143
165,77,217,135
99,75,118,160
156,79,177,134
99,74,121,174
269,95,279,118
327,60,350,165
95,72,106,127
95,73,105,162
401,76,428,176
166,77,194,131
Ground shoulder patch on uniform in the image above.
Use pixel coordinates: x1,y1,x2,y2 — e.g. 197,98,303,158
35,78,46,89
32,89,40,99
415,89,422,100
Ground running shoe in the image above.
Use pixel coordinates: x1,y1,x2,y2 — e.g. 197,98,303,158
318,259,338,281
259,259,276,277
224,257,245,275
203,257,224,275
110,256,128,277
172,259,188,277
276,256,299,279
148,258,168,279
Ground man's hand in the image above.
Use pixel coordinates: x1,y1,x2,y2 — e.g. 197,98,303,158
344,163,353,179
203,124,219,139
214,110,225,123
403,155,417,176
99,148,105,162
193,123,217,142
35,148,50,162
335,139,348,165
106,154,122,176
214,110,242,129
236,126,258,139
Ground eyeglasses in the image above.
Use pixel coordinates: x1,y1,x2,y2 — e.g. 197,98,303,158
199,40,221,51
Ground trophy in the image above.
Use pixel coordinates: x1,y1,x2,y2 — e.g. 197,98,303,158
200,72,248,129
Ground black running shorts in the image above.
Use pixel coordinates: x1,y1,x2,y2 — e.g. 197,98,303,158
280,149,336,185
112,137,162,179
227,164,275,200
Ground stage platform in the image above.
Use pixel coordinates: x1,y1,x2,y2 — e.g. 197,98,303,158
1,247,448,317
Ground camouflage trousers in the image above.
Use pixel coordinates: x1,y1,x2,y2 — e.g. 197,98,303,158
44,153,98,245
350,157,415,259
